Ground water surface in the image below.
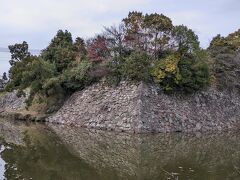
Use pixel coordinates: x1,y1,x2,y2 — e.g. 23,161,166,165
0,119,240,180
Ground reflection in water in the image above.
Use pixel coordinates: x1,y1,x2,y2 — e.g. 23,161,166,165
49,125,240,180
0,145,6,180
0,119,240,180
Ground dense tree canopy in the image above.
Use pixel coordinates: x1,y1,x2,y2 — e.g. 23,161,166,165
5,11,225,113
41,30,76,73
208,30,240,92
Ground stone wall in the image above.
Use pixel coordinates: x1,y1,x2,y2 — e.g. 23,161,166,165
47,81,240,133
0,91,26,112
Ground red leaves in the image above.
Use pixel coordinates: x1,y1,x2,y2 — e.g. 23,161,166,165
87,35,109,62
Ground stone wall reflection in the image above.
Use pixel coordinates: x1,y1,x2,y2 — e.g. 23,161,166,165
49,124,240,180
1,120,240,180
0,119,26,145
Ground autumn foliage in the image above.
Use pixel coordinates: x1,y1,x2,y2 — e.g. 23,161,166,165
5,11,211,113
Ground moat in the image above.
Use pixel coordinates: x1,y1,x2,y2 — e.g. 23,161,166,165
0,118,240,180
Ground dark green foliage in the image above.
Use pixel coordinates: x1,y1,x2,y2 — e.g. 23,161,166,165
106,51,151,84
6,56,59,108
2,72,8,81
106,56,124,86
8,41,30,66
61,59,93,92
74,37,87,56
7,30,94,113
123,51,151,81
208,30,240,92
173,25,200,56
41,30,76,72
151,54,209,93
0,72,8,91
178,56,209,92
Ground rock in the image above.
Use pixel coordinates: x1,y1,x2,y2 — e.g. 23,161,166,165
196,123,202,130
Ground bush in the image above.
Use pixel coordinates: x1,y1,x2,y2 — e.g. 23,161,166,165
178,57,209,92
61,59,93,92
152,54,209,92
122,51,151,81
151,54,181,92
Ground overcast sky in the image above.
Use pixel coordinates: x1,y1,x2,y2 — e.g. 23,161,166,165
0,0,240,74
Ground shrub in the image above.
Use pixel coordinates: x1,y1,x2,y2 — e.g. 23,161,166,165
178,57,209,92
122,51,151,81
152,54,209,92
61,59,93,92
151,54,181,92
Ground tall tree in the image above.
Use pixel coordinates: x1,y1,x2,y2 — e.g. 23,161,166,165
103,24,126,57
122,12,173,59
143,13,173,58
123,11,145,51
41,30,75,72
87,35,110,62
74,37,87,63
172,25,200,56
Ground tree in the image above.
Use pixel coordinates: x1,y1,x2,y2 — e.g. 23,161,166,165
8,41,30,66
74,37,87,63
103,24,126,57
41,30,75,72
6,30,96,112
61,59,93,92
172,25,200,56
87,35,110,62
178,55,209,92
123,11,145,51
143,13,173,58
2,72,8,81
122,12,174,59
208,31,240,91
151,53,209,93
151,54,181,92
123,51,151,81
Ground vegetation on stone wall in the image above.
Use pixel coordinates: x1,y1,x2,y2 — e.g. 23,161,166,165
4,11,240,113
208,30,240,92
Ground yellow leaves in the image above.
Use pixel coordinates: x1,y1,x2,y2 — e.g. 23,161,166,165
154,70,165,83
165,63,177,72
160,54,179,73
151,54,181,84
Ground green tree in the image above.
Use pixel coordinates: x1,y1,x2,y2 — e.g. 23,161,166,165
74,37,87,63
178,55,209,92
152,54,209,93
8,41,30,66
122,51,151,81
208,30,240,91
6,56,58,106
61,59,93,92
41,30,75,72
173,25,200,56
